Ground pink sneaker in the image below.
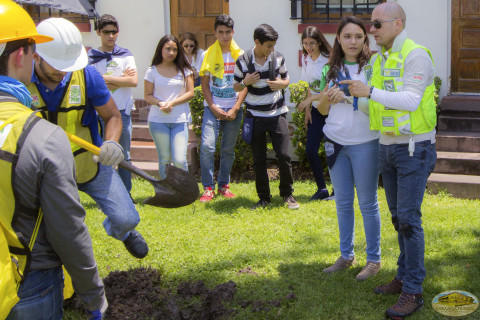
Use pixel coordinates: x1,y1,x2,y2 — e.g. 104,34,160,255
199,187,215,203
217,184,236,198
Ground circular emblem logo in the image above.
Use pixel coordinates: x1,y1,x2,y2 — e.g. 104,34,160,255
432,290,479,317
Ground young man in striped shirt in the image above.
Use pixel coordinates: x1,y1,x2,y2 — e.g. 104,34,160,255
233,24,299,210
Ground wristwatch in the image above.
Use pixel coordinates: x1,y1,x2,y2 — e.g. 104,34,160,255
367,86,374,99
240,80,246,87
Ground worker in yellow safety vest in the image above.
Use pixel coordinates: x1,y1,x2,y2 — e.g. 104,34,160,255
340,2,437,319
0,1,107,319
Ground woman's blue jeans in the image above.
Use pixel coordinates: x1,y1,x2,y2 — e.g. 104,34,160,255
6,266,63,320
306,107,327,191
148,121,189,179
328,139,381,263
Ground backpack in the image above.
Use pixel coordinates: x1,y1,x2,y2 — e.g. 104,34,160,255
241,49,285,101
0,100,43,319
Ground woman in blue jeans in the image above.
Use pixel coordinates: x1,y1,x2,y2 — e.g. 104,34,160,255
296,26,333,201
313,16,382,281
144,35,194,179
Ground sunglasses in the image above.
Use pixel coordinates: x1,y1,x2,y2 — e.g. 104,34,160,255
370,18,400,29
101,29,119,35
183,44,195,48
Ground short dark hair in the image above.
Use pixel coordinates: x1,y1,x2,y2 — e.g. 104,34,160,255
0,39,34,76
253,24,278,44
97,14,119,31
214,14,234,31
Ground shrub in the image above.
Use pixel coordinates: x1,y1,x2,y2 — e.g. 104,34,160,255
189,87,253,173
434,76,442,114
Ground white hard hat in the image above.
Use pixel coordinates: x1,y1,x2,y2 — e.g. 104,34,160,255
36,18,88,72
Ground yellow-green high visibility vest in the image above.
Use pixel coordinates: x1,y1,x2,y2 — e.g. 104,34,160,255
368,38,437,136
27,70,100,184
0,102,43,318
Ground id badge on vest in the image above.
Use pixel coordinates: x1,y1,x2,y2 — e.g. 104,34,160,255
69,85,81,104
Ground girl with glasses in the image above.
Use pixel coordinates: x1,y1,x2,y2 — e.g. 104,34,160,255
316,16,382,282
144,34,195,179
296,26,333,201
179,32,204,87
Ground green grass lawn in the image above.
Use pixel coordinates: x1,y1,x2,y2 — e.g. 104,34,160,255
66,179,480,319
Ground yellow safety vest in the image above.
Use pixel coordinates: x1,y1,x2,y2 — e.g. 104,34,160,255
28,70,100,184
0,102,43,318
368,38,437,136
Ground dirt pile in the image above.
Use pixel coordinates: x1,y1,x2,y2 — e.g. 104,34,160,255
65,267,295,319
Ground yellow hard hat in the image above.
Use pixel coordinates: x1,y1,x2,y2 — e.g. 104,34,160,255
0,0,53,44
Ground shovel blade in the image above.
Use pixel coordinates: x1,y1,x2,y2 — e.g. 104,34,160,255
143,165,199,208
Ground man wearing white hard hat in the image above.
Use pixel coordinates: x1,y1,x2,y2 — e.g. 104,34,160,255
0,1,106,319
27,18,149,259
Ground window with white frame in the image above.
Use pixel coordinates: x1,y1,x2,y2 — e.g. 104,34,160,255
291,0,385,23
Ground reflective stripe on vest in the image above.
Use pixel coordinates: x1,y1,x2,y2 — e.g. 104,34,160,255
28,70,100,184
368,38,437,136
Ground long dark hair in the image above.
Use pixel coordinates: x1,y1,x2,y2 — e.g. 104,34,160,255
180,32,199,56
326,16,371,82
301,26,331,58
150,34,192,79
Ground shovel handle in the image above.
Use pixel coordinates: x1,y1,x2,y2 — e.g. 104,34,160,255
66,132,160,183
66,132,101,155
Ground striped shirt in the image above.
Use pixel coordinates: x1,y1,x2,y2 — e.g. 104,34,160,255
234,48,289,117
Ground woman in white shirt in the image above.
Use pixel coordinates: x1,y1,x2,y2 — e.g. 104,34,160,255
314,16,382,281
180,32,204,87
296,26,333,201
144,34,194,179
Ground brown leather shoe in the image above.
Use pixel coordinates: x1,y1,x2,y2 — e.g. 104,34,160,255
355,261,381,281
322,256,356,273
386,291,423,319
374,277,403,295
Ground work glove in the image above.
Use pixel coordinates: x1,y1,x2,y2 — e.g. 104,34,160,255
87,309,103,320
87,297,108,320
97,140,124,167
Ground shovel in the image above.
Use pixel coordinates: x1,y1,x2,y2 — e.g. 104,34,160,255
66,132,199,208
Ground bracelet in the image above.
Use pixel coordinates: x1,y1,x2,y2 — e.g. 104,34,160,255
367,86,374,99
241,80,246,87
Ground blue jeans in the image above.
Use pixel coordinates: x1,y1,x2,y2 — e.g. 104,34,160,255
78,164,140,241
7,266,63,320
328,139,381,262
99,110,132,193
200,107,243,189
379,140,436,294
148,121,189,180
306,107,327,191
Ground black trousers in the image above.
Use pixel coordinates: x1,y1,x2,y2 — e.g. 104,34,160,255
251,113,294,200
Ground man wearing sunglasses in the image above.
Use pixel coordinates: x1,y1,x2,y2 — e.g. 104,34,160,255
342,2,436,319
88,14,138,196
0,1,106,319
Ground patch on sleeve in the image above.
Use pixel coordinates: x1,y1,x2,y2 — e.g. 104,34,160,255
412,73,424,84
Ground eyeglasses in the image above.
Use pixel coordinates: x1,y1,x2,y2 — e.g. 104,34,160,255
370,18,400,29
302,41,318,47
183,44,195,48
101,29,119,35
